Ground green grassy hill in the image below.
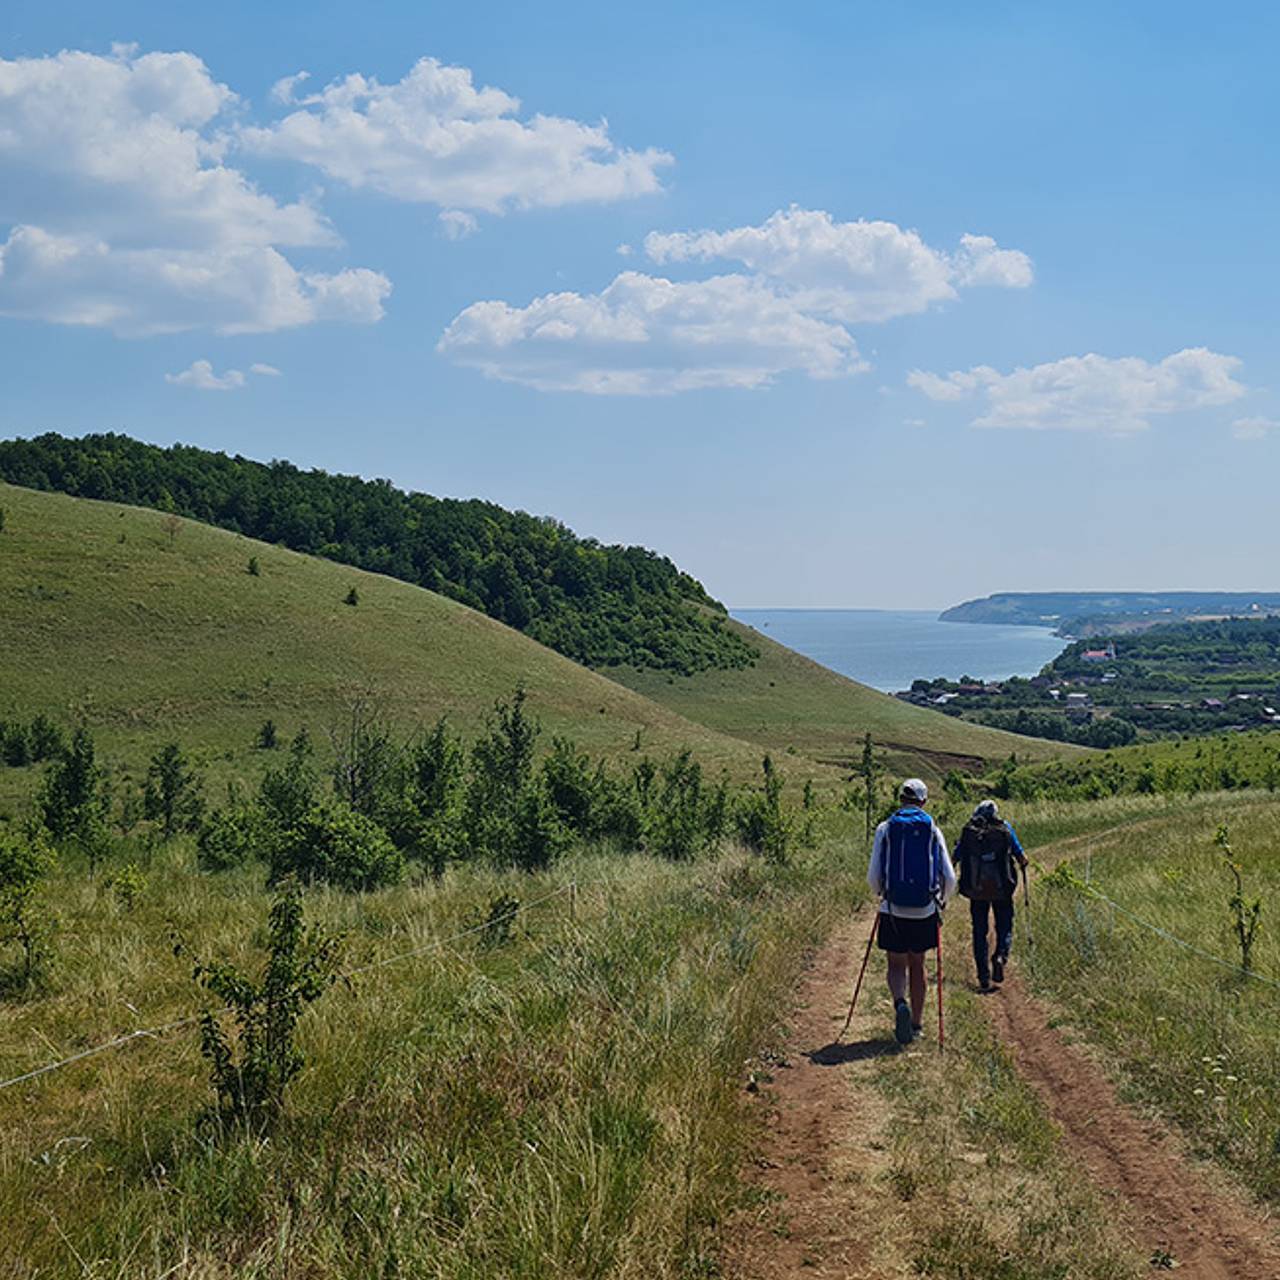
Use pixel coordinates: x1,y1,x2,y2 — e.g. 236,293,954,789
0,483,786,804
609,617,1083,779
0,483,1075,808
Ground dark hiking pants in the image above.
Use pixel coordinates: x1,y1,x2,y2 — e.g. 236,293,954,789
969,897,1015,985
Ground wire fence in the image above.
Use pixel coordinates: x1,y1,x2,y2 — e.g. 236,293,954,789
0,881,579,1095
1060,880,1280,991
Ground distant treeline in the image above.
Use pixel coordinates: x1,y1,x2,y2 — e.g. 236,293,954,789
0,433,756,676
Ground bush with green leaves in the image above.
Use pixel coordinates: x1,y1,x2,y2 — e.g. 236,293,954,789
736,755,792,865
0,824,55,989
143,742,205,840
268,798,403,891
198,803,265,872
463,688,540,865
649,750,710,862
541,736,602,838
258,729,318,830
186,884,341,1132
381,718,467,877
511,779,571,872
39,728,108,865
256,718,277,750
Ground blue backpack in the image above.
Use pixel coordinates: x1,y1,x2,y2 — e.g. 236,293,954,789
882,807,941,908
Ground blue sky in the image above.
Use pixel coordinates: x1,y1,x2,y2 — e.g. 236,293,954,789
2,1,1278,608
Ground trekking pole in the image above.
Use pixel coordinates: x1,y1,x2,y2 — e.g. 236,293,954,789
838,911,879,1041
1021,864,1034,971
935,913,945,1052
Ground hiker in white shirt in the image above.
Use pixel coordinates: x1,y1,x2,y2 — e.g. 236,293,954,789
867,778,957,1044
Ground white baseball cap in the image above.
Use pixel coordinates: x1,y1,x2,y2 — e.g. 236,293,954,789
899,777,928,803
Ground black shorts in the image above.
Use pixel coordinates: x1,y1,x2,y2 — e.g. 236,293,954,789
876,910,940,954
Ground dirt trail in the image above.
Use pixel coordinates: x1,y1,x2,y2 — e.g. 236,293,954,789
724,918,906,1279
987,974,1280,1279
728,909,1280,1280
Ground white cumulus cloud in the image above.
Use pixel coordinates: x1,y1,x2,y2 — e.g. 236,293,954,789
241,57,673,215
165,359,245,390
1232,416,1276,441
644,207,1032,323
908,348,1247,433
166,358,283,390
0,46,389,334
437,270,866,394
441,206,1031,395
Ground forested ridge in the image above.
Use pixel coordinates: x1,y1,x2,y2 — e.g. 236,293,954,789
0,432,755,675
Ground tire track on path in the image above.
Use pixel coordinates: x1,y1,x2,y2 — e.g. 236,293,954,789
724,916,907,1280
985,976,1280,1278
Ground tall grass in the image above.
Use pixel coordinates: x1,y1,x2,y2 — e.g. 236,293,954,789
874,989,1140,1279
0,835,864,1277
1026,801,1280,1202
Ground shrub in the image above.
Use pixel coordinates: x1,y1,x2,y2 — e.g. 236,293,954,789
344,586,359,607
186,884,341,1133
1,723,31,768
39,728,106,847
0,824,55,989
649,750,708,861
268,798,403,891
103,861,145,911
247,556,260,577
464,688,540,863
736,755,792,864
258,730,318,830
542,736,600,837
143,742,205,840
510,779,571,873
198,804,264,872
382,718,466,877
256,719,278,750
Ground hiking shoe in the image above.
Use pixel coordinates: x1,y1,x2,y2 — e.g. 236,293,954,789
992,956,1006,984
894,999,913,1045
912,1023,924,1041
979,976,992,993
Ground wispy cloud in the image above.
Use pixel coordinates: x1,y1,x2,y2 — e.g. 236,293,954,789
1232,415,1276,441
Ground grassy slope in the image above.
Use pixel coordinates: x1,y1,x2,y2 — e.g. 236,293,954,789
609,616,1084,779
0,483,1070,808
1028,796,1280,1203
0,483,794,798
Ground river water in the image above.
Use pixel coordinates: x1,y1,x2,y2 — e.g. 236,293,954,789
730,608,1066,693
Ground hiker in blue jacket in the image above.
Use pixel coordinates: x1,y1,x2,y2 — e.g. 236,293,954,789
953,799,1027,992
868,778,957,1044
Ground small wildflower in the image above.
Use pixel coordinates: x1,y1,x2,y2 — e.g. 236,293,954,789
1193,1088,1206,1097
1214,1095,1227,1103
1225,1075,1238,1083
1201,1057,1213,1064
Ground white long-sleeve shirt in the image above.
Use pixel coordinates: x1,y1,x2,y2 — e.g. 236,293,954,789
867,810,957,918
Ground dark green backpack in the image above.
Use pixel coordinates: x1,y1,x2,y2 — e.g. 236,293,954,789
961,819,1015,900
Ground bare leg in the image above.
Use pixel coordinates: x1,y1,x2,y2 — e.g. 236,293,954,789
886,951,908,1002
907,952,927,1026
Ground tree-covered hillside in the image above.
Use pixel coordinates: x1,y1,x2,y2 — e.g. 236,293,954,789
0,433,755,675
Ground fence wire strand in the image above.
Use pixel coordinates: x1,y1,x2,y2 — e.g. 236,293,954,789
0,881,577,1094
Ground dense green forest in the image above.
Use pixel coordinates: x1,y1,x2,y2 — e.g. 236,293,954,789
0,433,755,675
